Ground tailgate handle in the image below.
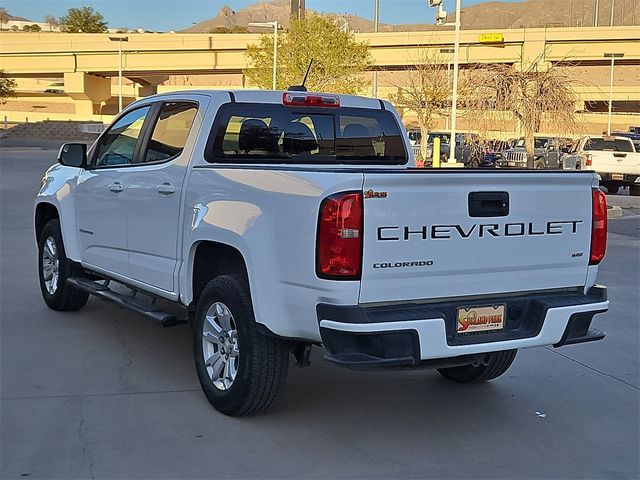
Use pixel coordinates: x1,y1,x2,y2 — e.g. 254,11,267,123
468,192,509,217
613,152,626,158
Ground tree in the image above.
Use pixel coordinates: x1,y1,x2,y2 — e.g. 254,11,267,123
210,25,249,33
0,70,17,104
474,55,579,167
389,48,480,161
44,15,58,31
24,24,41,32
245,14,372,94
59,7,107,33
0,8,8,30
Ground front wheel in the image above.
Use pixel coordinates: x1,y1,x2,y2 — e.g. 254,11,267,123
38,219,89,311
437,350,517,383
193,275,289,416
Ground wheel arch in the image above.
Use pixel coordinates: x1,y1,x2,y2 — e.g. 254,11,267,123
188,240,249,306
35,202,60,242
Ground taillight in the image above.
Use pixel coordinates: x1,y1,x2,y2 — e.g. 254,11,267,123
283,92,340,108
585,154,592,167
590,188,607,265
317,192,363,279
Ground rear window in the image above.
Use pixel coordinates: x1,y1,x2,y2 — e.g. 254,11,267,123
205,103,407,165
584,138,634,152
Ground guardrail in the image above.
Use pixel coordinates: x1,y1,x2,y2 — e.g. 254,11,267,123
80,123,106,134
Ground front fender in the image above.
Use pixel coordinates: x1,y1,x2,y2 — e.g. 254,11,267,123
35,163,82,261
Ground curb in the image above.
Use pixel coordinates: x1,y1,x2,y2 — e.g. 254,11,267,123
607,206,623,218
606,195,640,209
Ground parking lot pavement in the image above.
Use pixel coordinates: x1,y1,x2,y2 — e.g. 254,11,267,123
1,142,639,479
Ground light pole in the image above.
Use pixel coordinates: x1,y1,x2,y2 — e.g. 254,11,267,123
440,48,455,130
108,36,129,112
372,0,379,98
428,1,462,164
610,0,616,25
604,52,624,135
594,0,599,26
249,21,279,90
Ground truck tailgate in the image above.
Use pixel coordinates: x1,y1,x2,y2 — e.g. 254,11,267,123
592,151,640,175
359,172,594,304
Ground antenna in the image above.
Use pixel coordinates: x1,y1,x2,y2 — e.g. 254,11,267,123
288,59,313,92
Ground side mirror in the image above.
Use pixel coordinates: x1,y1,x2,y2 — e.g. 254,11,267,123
58,143,87,168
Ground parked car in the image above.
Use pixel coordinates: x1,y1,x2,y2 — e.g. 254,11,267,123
628,126,640,134
481,139,511,168
35,89,609,416
407,128,421,146
497,137,572,169
44,81,65,94
422,131,483,166
561,135,640,195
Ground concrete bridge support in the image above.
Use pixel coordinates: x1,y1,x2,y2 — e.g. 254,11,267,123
63,72,111,116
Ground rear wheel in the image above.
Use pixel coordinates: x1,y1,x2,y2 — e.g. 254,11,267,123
193,275,289,416
437,350,517,383
602,182,619,194
38,219,89,311
534,159,546,170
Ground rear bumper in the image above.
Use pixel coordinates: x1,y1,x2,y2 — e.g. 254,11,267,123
317,287,608,369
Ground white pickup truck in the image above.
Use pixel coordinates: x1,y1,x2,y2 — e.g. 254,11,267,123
35,90,609,416
562,135,640,195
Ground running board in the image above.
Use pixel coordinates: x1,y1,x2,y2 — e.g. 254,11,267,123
68,277,185,327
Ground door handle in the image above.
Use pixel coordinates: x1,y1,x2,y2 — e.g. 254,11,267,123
156,183,176,195
109,182,124,193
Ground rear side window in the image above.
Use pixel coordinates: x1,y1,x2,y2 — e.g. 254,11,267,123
584,137,634,152
206,104,407,165
143,102,198,163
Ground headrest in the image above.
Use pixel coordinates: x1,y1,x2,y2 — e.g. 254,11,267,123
238,118,277,153
342,124,371,138
283,121,318,155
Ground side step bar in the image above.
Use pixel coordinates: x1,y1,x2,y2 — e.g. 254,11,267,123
68,277,186,327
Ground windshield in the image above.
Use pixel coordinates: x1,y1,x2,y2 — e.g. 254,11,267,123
515,138,549,149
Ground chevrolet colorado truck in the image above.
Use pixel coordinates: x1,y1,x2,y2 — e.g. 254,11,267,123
35,90,609,416
561,135,640,195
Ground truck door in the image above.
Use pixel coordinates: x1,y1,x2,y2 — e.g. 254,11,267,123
75,105,152,277
123,100,201,292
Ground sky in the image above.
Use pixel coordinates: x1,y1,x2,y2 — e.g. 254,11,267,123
2,0,520,31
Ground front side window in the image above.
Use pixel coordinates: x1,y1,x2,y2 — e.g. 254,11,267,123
206,104,407,165
94,106,150,167
143,102,198,163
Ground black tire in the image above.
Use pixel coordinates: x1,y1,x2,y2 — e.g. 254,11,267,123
437,350,517,383
605,184,619,194
469,159,480,168
628,185,639,196
534,159,546,170
193,274,289,416
38,219,89,311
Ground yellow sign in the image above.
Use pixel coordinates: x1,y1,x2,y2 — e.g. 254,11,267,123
478,33,504,43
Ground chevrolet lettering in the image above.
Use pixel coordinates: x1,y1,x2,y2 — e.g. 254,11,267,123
377,221,583,241
35,89,609,416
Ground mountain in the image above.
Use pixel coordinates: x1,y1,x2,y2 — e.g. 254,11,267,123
184,0,633,33
3,11,32,22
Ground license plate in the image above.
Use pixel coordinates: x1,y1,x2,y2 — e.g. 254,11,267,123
611,174,624,180
457,304,505,334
